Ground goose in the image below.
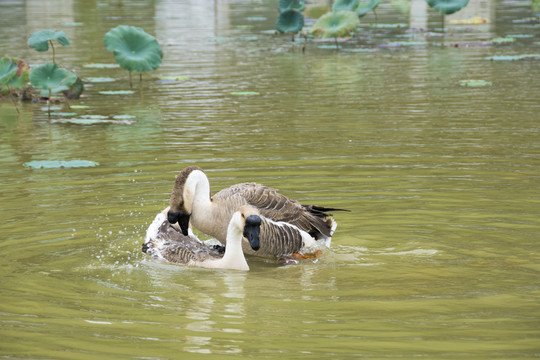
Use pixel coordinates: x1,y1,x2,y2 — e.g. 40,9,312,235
143,205,262,271
166,166,346,258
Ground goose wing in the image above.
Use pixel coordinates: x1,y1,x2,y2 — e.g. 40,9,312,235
213,183,335,240
144,218,223,264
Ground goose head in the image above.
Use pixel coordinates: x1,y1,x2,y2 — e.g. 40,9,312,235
167,166,205,236
235,205,262,251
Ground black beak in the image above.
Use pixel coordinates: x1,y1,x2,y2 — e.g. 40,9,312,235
243,215,261,251
167,210,191,236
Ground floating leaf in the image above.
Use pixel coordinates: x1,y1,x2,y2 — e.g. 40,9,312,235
99,90,135,95
28,30,70,52
82,63,120,69
276,9,304,34
51,118,135,125
70,105,90,109
449,16,488,24
85,77,116,83
356,0,382,16
230,91,260,96
459,79,492,87
245,17,267,21
29,63,77,97
333,0,360,11
278,0,306,12
426,0,469,15
112,114,135,119
485,54,540,61
311,11,360,38
41,106,63,111
51,112,77,116
23,160,99,169
104,25,163,73
0,58,17,85
491,37,515,44
157,75,190,82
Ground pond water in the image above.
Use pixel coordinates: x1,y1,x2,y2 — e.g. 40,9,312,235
1,0,539,358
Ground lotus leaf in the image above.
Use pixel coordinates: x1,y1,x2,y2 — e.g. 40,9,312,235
99,90,135,95
104,25,163,73
230,91,260,96
459,79,492,87
357,0,382,16
29,63,77,97
85,77,116,82
23,160,99,169
333,0,360,11
0,58,17,85
52,118,135,125
425,0,469,15
276,9,304,34
82,63,120,69
28,30,70,52
278,0,306,12
311,11,360,38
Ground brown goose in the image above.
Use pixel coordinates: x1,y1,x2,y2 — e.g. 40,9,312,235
143,205,262,270
166,166,345,258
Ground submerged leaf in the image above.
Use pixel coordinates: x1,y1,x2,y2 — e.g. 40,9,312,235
425,0,469,15
23,160,99,169
311,11,360,38
276,9,304,34
104,25,163,72
28,30,70,52
29,63,77,97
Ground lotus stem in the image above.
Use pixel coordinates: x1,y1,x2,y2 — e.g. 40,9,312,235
50,40,56,64
334,37,338,49
373,9,378,28
139,73,142,84
292,34,295,42
48,88,52,116
129,71,133,88
7,90,20,115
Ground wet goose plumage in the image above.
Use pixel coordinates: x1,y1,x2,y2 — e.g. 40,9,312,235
167,166,345,258
143,205,262,270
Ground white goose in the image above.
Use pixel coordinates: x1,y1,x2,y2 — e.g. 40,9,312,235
166,166,346,258
143,205,262,271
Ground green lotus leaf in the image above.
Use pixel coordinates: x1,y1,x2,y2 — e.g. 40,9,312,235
425,0,469,15
276,9,305,34
0,58,17,85
311,11,360,38
278,0,306,13
332,0,360,11
104,25,163,72
357,0,382,16
28,30,70,52
29,63,77,97
23,160,99,169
